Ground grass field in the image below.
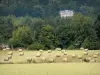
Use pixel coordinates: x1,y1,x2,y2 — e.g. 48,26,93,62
0,50,100,75
0,50,100,63
0,63,100,75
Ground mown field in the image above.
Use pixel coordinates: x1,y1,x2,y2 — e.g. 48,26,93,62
0,63,100,75
0,50,100,63
0,50,100,75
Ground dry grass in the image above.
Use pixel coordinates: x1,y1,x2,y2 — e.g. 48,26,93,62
0,50,100,63
0,63,100,75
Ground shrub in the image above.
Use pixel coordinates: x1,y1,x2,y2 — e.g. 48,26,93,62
28,43,45,50
82,37,100,50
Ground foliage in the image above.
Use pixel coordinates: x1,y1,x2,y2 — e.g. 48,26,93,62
9,26,33,48
0,13,100,50
28,42,45,50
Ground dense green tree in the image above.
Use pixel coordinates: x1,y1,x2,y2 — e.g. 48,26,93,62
9,26,33,48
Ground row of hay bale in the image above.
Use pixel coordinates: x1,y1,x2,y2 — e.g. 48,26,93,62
1,49,100,64
3,49,24,62
2,47,10,51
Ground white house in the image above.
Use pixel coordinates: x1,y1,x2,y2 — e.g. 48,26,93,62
59,10,74,18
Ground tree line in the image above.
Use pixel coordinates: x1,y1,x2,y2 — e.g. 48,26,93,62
0,13,100,50
0,0,100,17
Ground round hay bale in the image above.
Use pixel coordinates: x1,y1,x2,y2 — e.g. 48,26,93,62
80,47,84,50
19,52,24,56
90,59,96,63
8,55,12,59
72,54,76,58
84,49,88,52
26,57,32,63
4,58,9,61
3,49,7,51
8,51,13,55
41,57,46,61
48,50,52,53
61,50,66,53
6,47,10,50
36,53,41,57
84,52,88,55
56,54,61,57
55,48,61,51
39,50,43,53
93,55,98,58
77,55,82,59
63,52,67,55
63,58,67,62
95,52,99,55
48,58,54,63
83,57,91,62
18,49,23,52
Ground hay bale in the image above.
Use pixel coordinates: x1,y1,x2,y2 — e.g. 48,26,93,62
19,52,24,56
6,47,10,50
90,59,96,63
4,58,9,61
48,50,52,53
83,57,91,62
41,57,46,61
63,58,67,62
61,50,66,53
72,54,76,58
84,49,88,52
93,55,98,58
95,52,99,55
80,47,84,50
84,52,88,55
26,57,32,63
56,54,61,57
8,51,13,55
3,48,7,51
18,49,23,52
39,50,43,53
48,58,54,63
77,55,82,59
63,52,67,55
55,48,61,51
8,55,12,59
36,53,41,57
